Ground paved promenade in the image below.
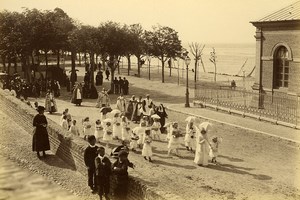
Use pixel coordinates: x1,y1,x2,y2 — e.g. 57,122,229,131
117,74,300,143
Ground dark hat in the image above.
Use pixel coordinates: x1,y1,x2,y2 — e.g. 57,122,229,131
37,106,45,112
118,150,128,157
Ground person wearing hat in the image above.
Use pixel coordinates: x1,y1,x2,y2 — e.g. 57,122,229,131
32,106,50,158
112,150,134,200
194,128,210,167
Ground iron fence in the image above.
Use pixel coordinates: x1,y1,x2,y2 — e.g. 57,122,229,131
194,85,299,126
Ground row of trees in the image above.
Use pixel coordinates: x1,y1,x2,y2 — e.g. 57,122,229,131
0,7,209,91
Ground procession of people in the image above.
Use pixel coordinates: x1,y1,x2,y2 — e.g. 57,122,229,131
4,70,222,200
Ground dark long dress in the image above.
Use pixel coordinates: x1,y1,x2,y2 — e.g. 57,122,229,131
32,114,50,152
157,107,168,133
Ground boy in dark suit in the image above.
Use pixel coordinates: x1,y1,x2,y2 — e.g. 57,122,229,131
112,150,134,200
95,147,112,200
84,135,98,193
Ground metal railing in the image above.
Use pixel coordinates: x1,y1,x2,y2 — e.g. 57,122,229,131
194,85,299,126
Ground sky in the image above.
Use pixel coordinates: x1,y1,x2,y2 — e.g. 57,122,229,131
0,0,297,44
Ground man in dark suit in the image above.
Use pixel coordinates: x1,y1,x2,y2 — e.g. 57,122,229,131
95,147,112,200
84,135,98,193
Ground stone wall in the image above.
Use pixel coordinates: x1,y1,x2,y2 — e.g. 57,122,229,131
0,89,167,200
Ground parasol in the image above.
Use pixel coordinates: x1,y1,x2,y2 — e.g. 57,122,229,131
163,122,173,128
110,109,121,116
151,114,161,119
199,122,213,132
103,118,112,123
99,107,112,114
185,116,196,122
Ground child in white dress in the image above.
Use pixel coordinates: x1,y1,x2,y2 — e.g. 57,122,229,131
82,117,93,139
136,121,147,149
61,115,69,131
130,130,139,151
168,122,181,156
151,118,161,141
69,120,80,136
112,113,122,140
142,129,153,162
94,119,103,142
184,121,197,152
209,136,222,163
103,120,113,148
121,116,130,145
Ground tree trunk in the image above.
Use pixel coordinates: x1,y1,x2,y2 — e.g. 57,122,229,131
194,60,198,82
7,57,11,75
78,52,81,66
110,68,115,93
127,55,131,76
161,56,165,83
57,50,60,68
45,51,48,80
1,55,6,72
137,56,141,77
71,50,76,87
84,53,87,64
90,52,95,88
214,63,217,82
14,57,17,73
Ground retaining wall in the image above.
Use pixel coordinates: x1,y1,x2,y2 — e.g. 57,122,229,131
0,89,167,200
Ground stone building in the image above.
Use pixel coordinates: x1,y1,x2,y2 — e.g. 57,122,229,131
250,1,300,101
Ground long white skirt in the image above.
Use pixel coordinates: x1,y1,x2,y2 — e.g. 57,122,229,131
130,140,138,149
122,128,131,141
113,124,122,138
168,136,181,150
142,143,152,157
103,130,113,141
95,130,102,141
194,144,209,166
83,127,93,136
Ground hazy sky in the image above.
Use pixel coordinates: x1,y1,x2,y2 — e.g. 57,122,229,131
0,0,297,44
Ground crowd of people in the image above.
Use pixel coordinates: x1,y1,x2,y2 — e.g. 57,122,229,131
2,71,222,200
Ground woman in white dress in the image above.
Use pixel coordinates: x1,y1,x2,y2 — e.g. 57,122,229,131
121,116,130,145
142,129,153,162
94,119,103,142
184,121,198,152
82,117,93,138
103,120,113,148
112,113,122,140
194,128,210,166
151,118,161,141
168,122,182,156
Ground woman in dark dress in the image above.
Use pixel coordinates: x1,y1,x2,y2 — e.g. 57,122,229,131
32,106,50,158
125,95,136,120
156,104,168,133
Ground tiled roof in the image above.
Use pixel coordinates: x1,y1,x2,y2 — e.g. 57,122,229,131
255,1,300,22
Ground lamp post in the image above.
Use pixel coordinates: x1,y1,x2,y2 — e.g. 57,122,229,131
185,55,191,107
146,55,151,80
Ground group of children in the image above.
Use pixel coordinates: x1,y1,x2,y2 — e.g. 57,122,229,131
83,135,134,200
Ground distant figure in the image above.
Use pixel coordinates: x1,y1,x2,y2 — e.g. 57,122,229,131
105,68,110,80
231,80,236,89
113,77,119,94
123,77,129,95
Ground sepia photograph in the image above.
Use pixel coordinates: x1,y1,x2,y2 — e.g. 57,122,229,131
0,0,299,199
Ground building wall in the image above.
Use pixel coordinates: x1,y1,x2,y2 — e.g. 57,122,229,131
260,26,300,95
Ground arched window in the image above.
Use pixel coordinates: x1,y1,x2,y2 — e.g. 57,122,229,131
274,46,289,88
